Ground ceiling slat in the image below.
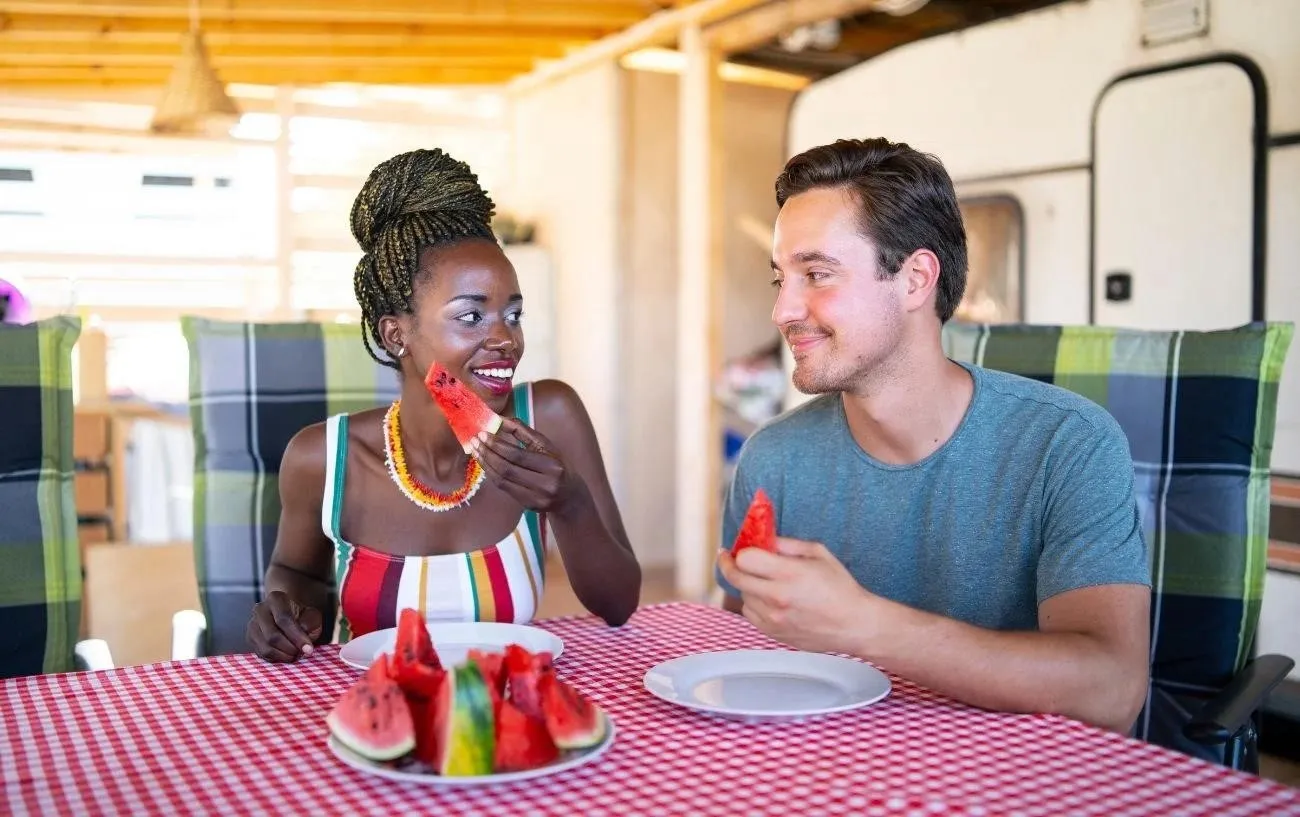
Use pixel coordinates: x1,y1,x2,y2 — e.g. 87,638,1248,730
0,66,526,86
1,1,652,27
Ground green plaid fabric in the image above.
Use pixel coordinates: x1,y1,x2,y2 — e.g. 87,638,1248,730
0,316,82,678
943,320,1293,760
181,317,400,656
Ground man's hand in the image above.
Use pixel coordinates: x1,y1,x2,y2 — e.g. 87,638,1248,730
716,537,877,655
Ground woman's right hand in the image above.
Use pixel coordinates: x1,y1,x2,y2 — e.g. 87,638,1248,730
248,590,324,662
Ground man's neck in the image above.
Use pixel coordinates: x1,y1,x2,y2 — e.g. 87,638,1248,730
839,334,974,466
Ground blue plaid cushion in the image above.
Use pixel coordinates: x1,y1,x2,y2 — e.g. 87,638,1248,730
944,320,1294,760
181,317,399,655
0,316,82,678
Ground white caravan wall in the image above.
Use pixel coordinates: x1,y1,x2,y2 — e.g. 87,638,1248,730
783,0,1300,474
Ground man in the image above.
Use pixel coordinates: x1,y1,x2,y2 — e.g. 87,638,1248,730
716,137,1151,734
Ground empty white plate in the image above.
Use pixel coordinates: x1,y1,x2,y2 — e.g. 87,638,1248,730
338,621,564,671
644,649,890,720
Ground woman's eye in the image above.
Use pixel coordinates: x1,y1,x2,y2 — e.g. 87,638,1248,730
506,310,524,325
455,311,482,325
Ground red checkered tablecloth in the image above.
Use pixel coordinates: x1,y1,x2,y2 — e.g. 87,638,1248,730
2,602,1297,816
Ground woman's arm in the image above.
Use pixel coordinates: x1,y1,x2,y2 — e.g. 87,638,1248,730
531,380,641,626
248,423,336,660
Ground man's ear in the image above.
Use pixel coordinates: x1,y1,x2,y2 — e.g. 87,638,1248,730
901,249,942,315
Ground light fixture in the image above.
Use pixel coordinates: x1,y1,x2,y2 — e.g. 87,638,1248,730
150,0,241,137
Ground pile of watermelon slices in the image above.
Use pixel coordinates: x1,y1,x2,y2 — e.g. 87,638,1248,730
326,609,609,776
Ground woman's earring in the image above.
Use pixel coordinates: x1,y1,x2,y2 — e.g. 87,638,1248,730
394,346,407,359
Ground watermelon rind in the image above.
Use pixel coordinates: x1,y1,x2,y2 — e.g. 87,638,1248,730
437,662,497,776
326,666,416,762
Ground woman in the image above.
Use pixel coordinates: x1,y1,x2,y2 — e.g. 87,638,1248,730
248,149,641,662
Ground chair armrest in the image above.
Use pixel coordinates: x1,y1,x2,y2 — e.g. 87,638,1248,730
1184,653,1295,744
74,639,116,672
171,609,207,661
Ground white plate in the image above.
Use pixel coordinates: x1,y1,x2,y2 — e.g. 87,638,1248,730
338,622,564,671
643,649,891,720
327,716,615,785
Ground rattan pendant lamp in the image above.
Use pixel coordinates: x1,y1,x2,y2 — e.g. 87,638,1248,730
149,0,241,136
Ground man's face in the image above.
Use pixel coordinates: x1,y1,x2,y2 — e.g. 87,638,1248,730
770,187,907,395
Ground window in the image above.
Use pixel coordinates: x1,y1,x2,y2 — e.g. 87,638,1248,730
956,196,1024,324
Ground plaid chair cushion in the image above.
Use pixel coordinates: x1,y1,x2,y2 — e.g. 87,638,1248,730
943,320,1294,761
181,317,400,656
0,316,82,678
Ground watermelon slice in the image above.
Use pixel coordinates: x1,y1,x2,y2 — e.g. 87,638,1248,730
423,361,504,453
327,660,416,762
730,488,778,556
537,672,607,750
392,608,442,671
503,644,553,722
434,662,496,776
494,698,560,772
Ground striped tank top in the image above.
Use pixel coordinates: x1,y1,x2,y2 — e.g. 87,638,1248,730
322,383,549,644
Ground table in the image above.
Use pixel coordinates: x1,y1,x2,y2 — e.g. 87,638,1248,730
3,602,1298,816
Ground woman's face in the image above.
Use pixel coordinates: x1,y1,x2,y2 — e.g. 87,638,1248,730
381,239,525,410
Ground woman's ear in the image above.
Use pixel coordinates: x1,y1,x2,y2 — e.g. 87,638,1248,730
378,315,405,359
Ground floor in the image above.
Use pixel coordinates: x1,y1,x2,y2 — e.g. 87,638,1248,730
541,559,1300,790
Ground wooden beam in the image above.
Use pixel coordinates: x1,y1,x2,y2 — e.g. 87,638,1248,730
0,1,651,27
0,13,615,43
2,37,578,61
510,0,769,94
0,66,525,86
274,86,294,319
674,23,725,601
0,54,542,70
705,0,884,55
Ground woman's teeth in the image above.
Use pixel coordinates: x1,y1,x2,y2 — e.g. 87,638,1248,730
474,367,514,379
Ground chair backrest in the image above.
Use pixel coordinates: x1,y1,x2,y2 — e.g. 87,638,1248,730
0,316,82,678
181,317,399,655
943,320,1294,761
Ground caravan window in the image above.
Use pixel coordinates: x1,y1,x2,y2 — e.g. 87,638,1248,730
956,196,1023,324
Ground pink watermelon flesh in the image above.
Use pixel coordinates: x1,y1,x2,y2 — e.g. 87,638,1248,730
423,361,504,453
494,698,560,772
538,672,607,750
731,488,777,556
327,660,416,762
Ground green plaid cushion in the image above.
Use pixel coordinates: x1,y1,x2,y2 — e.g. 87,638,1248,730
943,320,1293,755
0,316,82,678
181,317,400,655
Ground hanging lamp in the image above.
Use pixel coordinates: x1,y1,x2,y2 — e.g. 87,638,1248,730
150,0,241,136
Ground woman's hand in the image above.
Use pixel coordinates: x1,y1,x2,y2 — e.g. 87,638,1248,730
471,418,584,515
248,590,324,663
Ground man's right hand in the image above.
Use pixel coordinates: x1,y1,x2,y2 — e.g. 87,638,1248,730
248,590,324,662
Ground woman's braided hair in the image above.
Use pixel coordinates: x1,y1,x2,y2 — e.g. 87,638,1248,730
350,148,497,369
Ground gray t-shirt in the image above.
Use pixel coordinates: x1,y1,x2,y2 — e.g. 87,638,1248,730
718,361,1150,631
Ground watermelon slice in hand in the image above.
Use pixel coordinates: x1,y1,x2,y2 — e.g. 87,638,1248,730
731,488,778,556
423,361,504,453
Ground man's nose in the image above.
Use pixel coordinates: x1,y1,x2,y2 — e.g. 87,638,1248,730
772,280,808,328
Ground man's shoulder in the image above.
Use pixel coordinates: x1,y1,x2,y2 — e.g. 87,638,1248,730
741,393,841,454
971,364,1125,443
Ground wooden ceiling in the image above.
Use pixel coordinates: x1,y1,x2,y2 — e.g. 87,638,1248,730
0,0,1067,91
728,0,1068,80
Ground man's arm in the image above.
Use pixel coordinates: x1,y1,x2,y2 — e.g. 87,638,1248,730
718,414,1152,734
847,582,1149,733
719,543,1149,733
